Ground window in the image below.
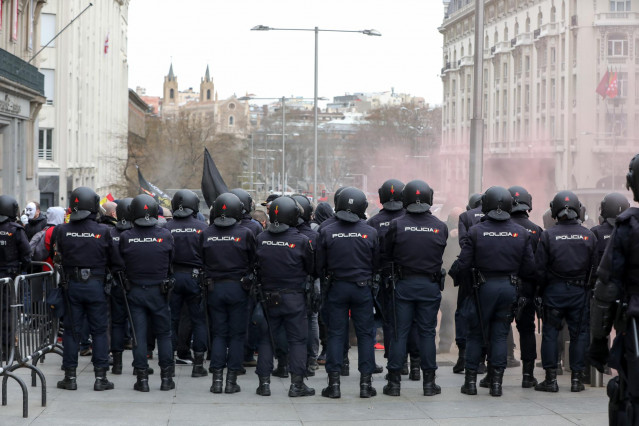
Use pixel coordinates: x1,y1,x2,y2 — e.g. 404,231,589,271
229,102,236,110
608,34,628,57
229,116,234,126
38,129,53,160
206,89,211,100
617,72,628,97
610,1,631,11
550,47,556,64
41,14,56,47
551,79,556,103
170,88,174,99
41,69,54,105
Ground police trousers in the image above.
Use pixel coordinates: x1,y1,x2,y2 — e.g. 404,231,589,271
110,284,128,353
465,277,516,370
207,280,247,371
388,277,441,372
170,271,207,354
326,281,375,375
62,278,109,369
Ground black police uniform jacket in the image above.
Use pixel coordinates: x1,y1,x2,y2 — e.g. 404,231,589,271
316,219,379,282
383,211,448,276
119,225,174,283
108,226,128,273
240,214,263,238
598,207,639,294
199,223,256,281
54,214,112,271
256,227,313,290
534,219,598,291
510,212,543,253
458,206,485,247
590,221,614,267
456,217,536,294
165,215,206,268
0,220,31,274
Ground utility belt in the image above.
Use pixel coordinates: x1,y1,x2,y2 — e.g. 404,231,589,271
203,277,242,292
264,288,304,308
64,267,106,282
548,279,587,287
399,270,446,291
475,271,520,289
173,264,202,276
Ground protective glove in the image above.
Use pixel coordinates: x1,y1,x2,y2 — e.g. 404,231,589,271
588,337,610,373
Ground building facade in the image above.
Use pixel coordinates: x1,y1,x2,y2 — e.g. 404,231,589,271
37,0,129,208
440,0,638,203
0,0,46,208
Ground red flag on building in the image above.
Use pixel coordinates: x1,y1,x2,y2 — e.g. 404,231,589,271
596,70,610,98
104,33,109,54
606,72,619,99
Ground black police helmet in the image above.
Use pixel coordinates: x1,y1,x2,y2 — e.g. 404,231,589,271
402,180,434,214
268,196,299,233
0,195,19,223
600,192,630,226
335,187,367,223
627,154,639,202
333,186,353,206
378,179,405,212
212,193,243,227
550,190,581,220
292,194,313,224
130,194,159,227
466,193,482,211
230,188,253,214
508,186,533,213
171,189,200,218
115,198,134,230
69,187,99,222
481,186,512,221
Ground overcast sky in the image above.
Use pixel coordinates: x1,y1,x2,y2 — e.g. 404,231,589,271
128,0,445,105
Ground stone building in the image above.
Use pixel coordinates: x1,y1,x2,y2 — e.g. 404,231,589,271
0,0,46,207
440,0,638,204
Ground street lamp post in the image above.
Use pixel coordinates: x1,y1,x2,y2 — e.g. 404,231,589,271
251,25,381,201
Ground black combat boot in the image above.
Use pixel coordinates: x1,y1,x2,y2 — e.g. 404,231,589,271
57,368,77,390
160,366,175,391
210,368,223,394
340,355,350,376
383,370,401,397
256,376,271,396
479,364,493,388
191,352,208,378
225,369,241,394
289,374,315,397
321,371,341,399
134,368,150,392
571,370,585,392
423,370,441,396
111,352,123,375
401,360,409,375
360,374,377,398
535,368,559,392
272,356,289,378
460,369,477,395
94,367,115,391
409,356,421,381
490,367,504,397
453,348,465,374
521,360,538,388
133,367,154,375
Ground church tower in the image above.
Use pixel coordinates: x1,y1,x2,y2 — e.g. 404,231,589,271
163,63,178,106
200,65,214,102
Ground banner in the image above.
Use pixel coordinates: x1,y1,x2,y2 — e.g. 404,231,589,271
201,147,229,208
137,165,172,209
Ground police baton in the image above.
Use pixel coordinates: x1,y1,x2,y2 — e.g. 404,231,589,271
390,263,398,342
115,272,137,348
55,263,79,343
471,268,489,347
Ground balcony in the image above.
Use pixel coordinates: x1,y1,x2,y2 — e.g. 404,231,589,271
516,32,534,46
459,55,473,67
595,11,639,26
608,56,628,64
494,41,512,55
0,48,44,95
540,22,562,37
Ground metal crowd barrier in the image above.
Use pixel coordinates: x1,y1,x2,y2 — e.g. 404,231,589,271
1,262,57,418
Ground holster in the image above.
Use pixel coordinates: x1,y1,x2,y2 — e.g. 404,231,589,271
265,291,282,308
240,273,255,292
205,277,214,293
438,268,446,291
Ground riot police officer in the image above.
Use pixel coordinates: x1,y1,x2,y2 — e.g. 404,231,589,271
452,193,484,374
119,194,176,392
382,180,448,397
165,190,208,377
200,193,256,394
54,187,114,391
317,187,379,398
590,154,639,423
0,195,31,362
508,186,543,388
454,186,536,397
108,198,133,375
591,192,630,263
230,188,262,237
255,196,315,397
534,191,597,393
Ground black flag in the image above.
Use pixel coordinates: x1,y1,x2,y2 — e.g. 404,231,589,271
137,165,172,208
201,148,229,208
